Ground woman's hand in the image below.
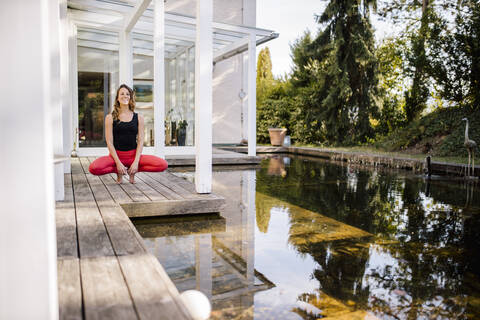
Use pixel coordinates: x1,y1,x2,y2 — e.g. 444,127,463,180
116,162,128,176
128,161,139,176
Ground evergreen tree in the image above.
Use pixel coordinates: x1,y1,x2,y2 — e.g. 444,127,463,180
313,0,380,144
432,0,480,109
257,47,273,82
256,47,274,105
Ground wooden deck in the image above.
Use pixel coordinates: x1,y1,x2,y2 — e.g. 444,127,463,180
55,157,226,320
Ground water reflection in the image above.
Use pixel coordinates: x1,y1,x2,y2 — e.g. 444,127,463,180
134,156,480,319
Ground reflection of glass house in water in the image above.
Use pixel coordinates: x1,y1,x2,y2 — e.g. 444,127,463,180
136,215,275,318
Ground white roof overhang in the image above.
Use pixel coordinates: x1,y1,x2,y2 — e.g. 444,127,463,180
68,0,278,62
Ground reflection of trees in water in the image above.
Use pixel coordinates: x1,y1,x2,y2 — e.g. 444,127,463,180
257,157,480,318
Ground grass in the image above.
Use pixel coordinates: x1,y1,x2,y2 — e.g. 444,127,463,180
258,143,471,165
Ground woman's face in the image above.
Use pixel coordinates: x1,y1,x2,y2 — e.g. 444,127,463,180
118,88,131,106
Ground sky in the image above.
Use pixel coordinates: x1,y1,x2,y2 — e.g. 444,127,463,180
256,0,395,77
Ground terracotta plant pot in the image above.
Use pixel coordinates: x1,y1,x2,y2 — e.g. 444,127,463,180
268,128,287,146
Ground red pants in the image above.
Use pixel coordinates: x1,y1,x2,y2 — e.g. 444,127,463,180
89,149,168,176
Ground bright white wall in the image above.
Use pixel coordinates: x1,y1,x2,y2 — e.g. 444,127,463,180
1,0,58,318
166,0,256,145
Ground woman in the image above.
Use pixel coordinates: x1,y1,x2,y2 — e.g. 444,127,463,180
89,84,168,183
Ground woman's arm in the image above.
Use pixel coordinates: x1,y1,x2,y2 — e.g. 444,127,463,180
105,114,127,175
128,114,144,175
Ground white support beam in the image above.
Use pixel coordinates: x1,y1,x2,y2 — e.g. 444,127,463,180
213,37,249,64
195,234,212,299
1,0,58,318
124,0,152,33
60,0,72,174
247,33,256,156
69,23,79,155
50,0,65,201
153,0,165,157
119,30,133,87
195,0,213,194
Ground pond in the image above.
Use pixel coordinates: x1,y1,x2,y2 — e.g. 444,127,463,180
133,155,480,319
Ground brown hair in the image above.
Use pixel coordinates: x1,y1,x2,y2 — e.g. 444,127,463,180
112,84,136,121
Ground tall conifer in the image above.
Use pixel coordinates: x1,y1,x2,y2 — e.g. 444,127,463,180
313,0,379,144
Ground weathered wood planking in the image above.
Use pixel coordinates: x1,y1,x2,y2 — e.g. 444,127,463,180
118,254,192,320
86,157,134,204
56,173,78,258
145,172,199,199
80,256,138,320
79,158,145,256
71,158,114,258
58,158,200,320
57,258,83,320
136,172,184,200
162,172,223,201
109,173,151,202
121,197,226,217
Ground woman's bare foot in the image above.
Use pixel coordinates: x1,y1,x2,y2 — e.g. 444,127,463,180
129,174,136,184
116,174,123,184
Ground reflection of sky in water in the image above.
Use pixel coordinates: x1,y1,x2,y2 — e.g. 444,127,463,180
136,156,480,319
254,207,321,319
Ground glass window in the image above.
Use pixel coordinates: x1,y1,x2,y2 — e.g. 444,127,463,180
133,54,154,147
165,48,195,146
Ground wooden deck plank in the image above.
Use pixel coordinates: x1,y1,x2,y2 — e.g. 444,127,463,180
108,173,151,202
71,159,114,258
86,157,134,204
81,257,138,320
80,158,146,256
118,254,192,320
58,258,83,320
162,172,220,200
130,178,169,202
136,172,183,200
121,197,226,218
146,172,199,199
56,173,78,258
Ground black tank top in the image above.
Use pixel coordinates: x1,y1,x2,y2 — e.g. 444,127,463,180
113,112,138,151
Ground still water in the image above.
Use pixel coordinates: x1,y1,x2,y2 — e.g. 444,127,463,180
133,155,480,319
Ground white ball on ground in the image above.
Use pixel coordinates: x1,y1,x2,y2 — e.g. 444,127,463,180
179,290,211,320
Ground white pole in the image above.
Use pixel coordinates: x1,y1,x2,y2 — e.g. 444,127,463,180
69,23,79,155
154,0,165,157
195,0,213,193
195,235,212,299
51,0,65,201
119,31,133,88
60,0,71,174
1,0,58,318
247,33,257,156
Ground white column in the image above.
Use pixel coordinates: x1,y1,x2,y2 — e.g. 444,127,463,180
195,234,212,299
51,0,64,201
119,31,133,88
69,23,79,155
246,169,256,287
154,0,165,157
60,0,71,173
247,33,257,156
1,0,58,318
195,0,213,193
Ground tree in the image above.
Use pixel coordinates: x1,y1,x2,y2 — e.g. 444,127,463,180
256,47,295,143
257,47,273,82
431,0,480,109
256,47,274,106
312,0,380,144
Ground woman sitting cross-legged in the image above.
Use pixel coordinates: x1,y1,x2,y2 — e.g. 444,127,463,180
89,84,168,183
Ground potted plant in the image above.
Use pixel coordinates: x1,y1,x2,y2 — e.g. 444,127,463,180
268,127,287,146
177,120,188,146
